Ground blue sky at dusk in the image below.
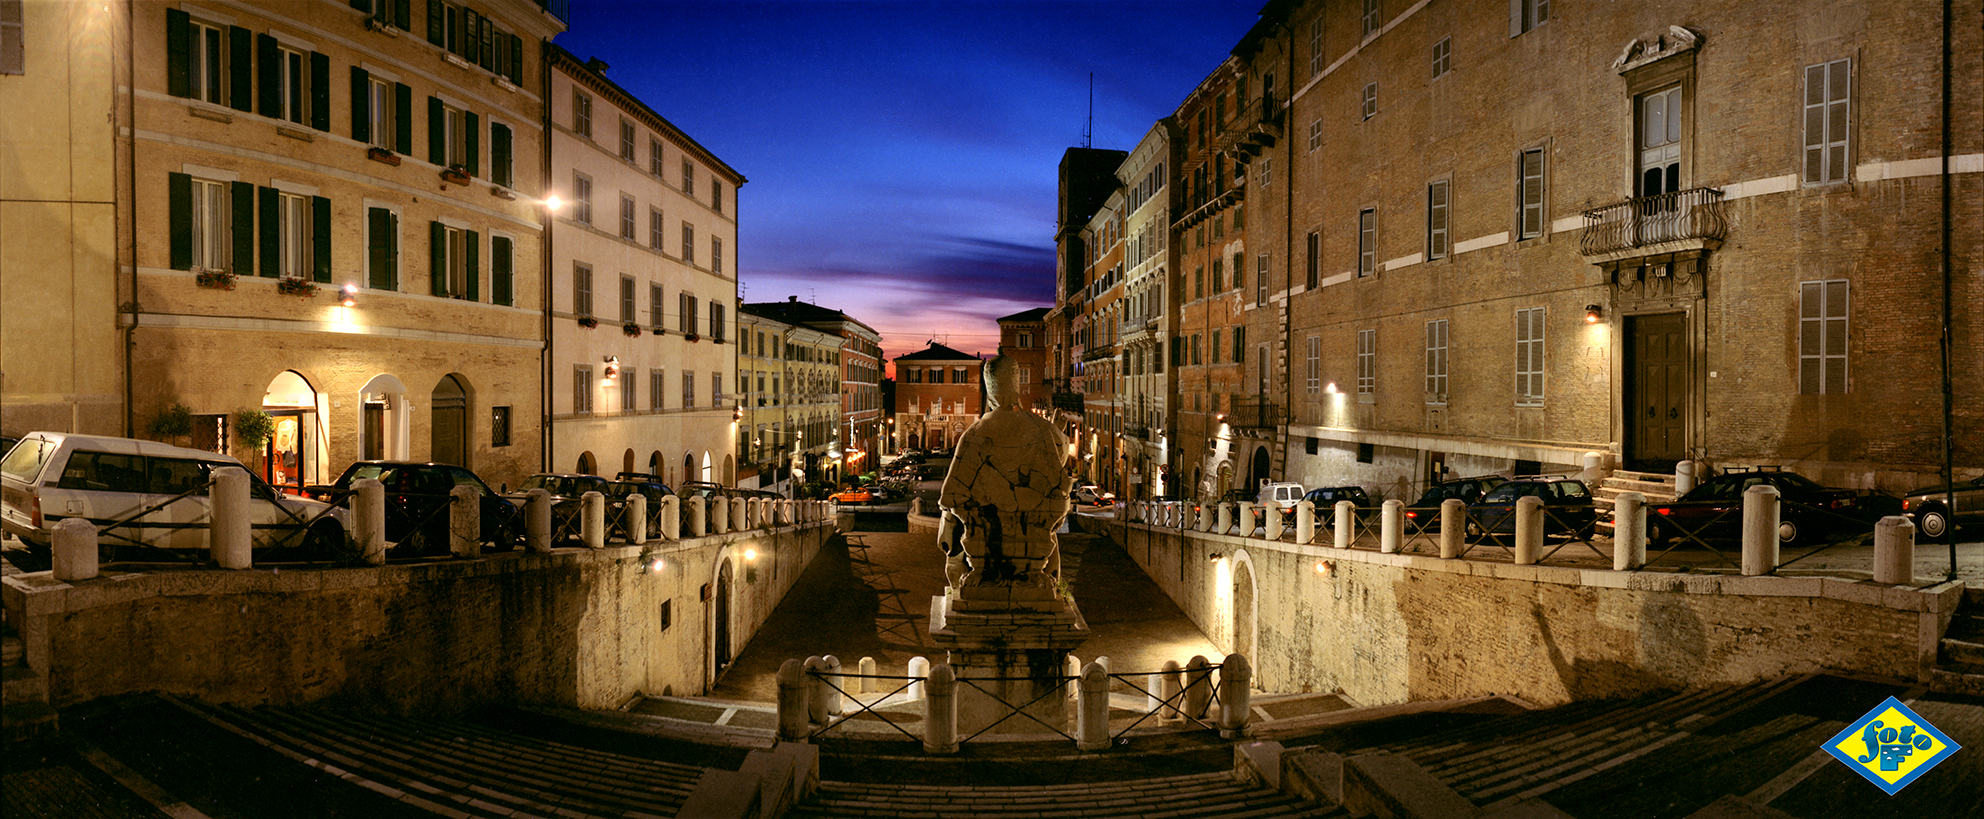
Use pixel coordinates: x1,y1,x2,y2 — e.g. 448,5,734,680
557,1,1262,367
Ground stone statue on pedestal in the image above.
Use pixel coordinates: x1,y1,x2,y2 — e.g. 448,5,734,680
938,355,1071,595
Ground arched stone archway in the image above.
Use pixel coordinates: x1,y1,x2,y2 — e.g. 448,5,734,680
700,451,713,482
1248,445,1270,489
684,452,695,484
1230,549,1258,688
262,370,324,492
622,449,635,476
723,454,734,485
648,450,663,478
576,451,597,475
713,558,734,671
357,374,410,461
430,374,471,467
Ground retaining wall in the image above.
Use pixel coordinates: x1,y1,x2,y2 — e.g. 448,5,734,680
1101,518,1964,706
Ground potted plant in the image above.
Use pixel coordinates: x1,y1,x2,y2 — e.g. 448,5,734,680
234,408,275,471
623,323,642,337
366,146,401,165
440,164,472,185
194,267,237,290
685,332,700,342
577,316,598,329
147,402,195,445
276,277,319,297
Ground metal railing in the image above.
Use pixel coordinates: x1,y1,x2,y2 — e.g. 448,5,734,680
803,661,1226,746
1579,186,1726,256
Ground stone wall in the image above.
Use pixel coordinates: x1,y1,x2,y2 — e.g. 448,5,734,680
1103,519,1962,707
3,522,832,714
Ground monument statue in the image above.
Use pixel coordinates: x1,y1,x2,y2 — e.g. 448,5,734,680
937,355,1072,593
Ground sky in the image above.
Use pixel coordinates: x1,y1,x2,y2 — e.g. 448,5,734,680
556,0,1264,370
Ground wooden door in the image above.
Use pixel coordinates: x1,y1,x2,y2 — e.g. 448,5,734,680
1628,313,1688,469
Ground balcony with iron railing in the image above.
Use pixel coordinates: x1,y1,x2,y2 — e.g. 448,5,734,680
1225,400,1283,431
1579,187,1727,262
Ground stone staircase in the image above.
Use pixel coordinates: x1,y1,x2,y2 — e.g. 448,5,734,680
1592,469,1681,531
1931,587,1984,696
1,601,58,744
789,772,1345,819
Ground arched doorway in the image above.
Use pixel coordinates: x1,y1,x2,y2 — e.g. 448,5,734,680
1248,445,1271,489
649,451,664,477
575,451,597,475
357,374,410,461
723,454,734,485
714,558,734,671
262,370,322,494
684,452,695,484
1231,551,1257,686
430,374,470,467
700,451,713,482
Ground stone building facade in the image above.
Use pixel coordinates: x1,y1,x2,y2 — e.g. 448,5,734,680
892,342,983,453
1116,123,1176,501
741,297,882,484
545,45,743,487
994,307,1050,413
1076,191,1126,492
738,303,838,496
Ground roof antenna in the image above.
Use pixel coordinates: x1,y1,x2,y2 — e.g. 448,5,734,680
1082,73,1094,148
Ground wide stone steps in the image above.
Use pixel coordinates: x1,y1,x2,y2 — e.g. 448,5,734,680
1934,589,1984,695
176,698,705,819
1592,469,1680,530
789,772,1345,819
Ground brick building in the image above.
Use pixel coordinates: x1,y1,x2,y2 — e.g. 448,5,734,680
892,342,983,452
994,307,1051,413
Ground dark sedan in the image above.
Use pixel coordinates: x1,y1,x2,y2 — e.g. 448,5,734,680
1403,475,1507,533
309,461,522,556
1468,478,1596,539
1899,475,1983,543
1648,469,1901,548
513,473,611,541
1304,486,1371,527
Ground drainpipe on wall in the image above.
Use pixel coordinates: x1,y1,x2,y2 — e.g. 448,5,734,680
122,0,139,438
1937,0,1954,574
540,44,554,473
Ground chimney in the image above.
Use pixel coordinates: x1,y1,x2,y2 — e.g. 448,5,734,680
789,295,798,302
585,57,609,74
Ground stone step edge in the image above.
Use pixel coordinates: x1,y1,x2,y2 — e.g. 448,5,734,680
1248,694,1534,742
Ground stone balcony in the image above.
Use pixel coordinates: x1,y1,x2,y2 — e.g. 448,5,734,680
1578,186,1727,263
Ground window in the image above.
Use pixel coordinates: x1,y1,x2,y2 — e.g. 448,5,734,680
710,302,726,342
490,122,512,187
1515,307,1545,405
678,292,698,335
574,366,592,415
573,173,592,224
1018,332,1033,348
1233,327,1247,363
2,0,24,75
681,222,695,264
682,371,696,408
712,373,723,407
619,118,635,161
1361,0,1381,38
573,263,593,318
491,406,510,447
1211,329,1222,364
1304,231,1319,289
1259,156,1272,188
491,235,512,305
186,177,232,272
649,137,664,176
1804,59,1851,184
1191,334,1201,365
275,191,313,279
276,45,308,124
1307,16,1323,77
1799,280,1848,393
1308,119,1322,151
1638,86,1682,197
573,88,592,137
189,18,225,103
1194,266,1204,299
650,283,664,327
360,76,393,149
712,237,723,275
620,275,636,322
1425,319,1449,402
1428,181,1450,259
1432,37,1451,78
1357,329,1376,395
712,180,723,213
622,366,638,411
1518,148,1547,239
365,206,399,290
1361,83,1377,119
681,159,695,193
1511,0,1548,36
1306,336,1320,393
650,369,665,410
429,222,476,300
431,101,474,171
619,194,636,240
1357,209,1377,277
1256,254,1268,306
649,208,664,250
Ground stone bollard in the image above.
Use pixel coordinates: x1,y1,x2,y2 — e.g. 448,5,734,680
1676,460,1698,497
1197,502,1214,532
579,490,605,549
1235,501,1255,536
777,659,810,741
689,497,708,537
732,497,747,532
1874,516,1916,585
1076,662,1110,752
711,494,730,534
1741,484,1781,576
660,495,680,540
924,663,958,754
1440,498,1465,558
451,484,481,558
804,656,830,725
1065,655,1083,700
1145,672,1166,715
1159,659,1184,723
52,517,99,581
1218,653,1252,739
1380,499,1403,554
823,655,844,716
1295,501,1316,545
906,656,930,701
1216,502,1234,536
210,466,252,569
1514,495,1544,564
354,478,386,565
1582,451,1604,486
1335,501,1355,549
1613,492,1646,571
858,657,877,694
626,493,647,544
1184,655,1213,720
526,488,553,552
1264,504,1284,541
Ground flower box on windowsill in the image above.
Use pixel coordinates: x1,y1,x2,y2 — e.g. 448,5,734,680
623,323,642,337
651,326,666,336
440,166,472,185
685,333,701,342
489,186,515,200
367,146,402,166
194,268,237,290
577,316,598,329
276,277,319,297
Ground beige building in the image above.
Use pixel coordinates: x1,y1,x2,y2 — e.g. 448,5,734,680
545,46,743,486
737,305,837,496
4,0,565,492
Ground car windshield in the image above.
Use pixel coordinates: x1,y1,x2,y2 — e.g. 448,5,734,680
1554,481,1589,499
1482,483,1545,503
0,436,56,482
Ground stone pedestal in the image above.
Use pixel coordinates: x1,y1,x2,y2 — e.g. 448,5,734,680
929,584,1089,737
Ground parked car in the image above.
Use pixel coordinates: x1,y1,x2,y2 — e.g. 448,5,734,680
310,461,520,557
1074,485,1116,507
1468,477,1597,539
1649,469,1902,547
606,474,673,539
1900,475,1984,543
0,436,18,458
513,473,611,541
830,486,872,504
1304,486,1373,527
1403,476,1507,533
1255,482,1305,513
2,431,350,562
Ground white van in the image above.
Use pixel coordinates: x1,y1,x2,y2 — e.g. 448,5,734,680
1256,482,1305,512
0,431,349,562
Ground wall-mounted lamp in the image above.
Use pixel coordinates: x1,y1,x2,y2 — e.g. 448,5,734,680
340,284,358,307
544,195,564,212
733,405,745,421
743,548,759,561
1215,412,1227,423
1314,560,1334,576
1324,382,1339,394
1207,552,1224,562
1585,304,1604,323
648,557,665,574
603,356,620,379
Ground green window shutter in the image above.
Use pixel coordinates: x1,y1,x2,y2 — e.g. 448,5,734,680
228,27,253,111
508,34,522,86
428,96,445,165
258,186,279,278
490,123,511,188
349,66,370,142
168,172,192,270
393,0,410,31
367,207,396,290
425,0,444,47
309,51,330,131
231,181,255,274
465,230,480,301
464,111,479,176
165,9,191,98
348,0,369,11
492,236,512,306
394,83,412,154
256,34,279,117
312,196,332,282
430,221,448,296
461,9,478,62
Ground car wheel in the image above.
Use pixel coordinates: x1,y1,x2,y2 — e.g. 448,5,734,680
1916,507,1951,542
1647,520,1671,548
1777,519,1802,546
304,522,344,561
